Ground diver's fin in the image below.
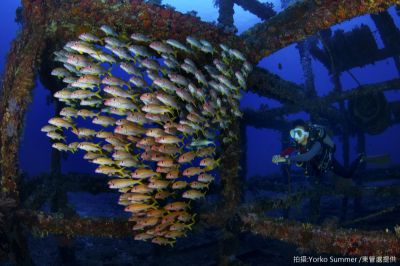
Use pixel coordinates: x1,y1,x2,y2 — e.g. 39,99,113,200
365,154,391,165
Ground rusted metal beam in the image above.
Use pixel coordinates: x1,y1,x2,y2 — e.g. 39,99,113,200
247,67,306,104
17,204,400,256
234,0,276,21
245,78,400,129
238,212,400,256
241,0,400,61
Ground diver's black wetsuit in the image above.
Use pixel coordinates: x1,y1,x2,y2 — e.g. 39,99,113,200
286,141,362,179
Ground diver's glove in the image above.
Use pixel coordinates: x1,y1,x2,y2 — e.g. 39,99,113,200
272,155,290,164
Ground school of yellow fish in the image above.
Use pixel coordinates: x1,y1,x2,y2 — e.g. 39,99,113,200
42,25,252,246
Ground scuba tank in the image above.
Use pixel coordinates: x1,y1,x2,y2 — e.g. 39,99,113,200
308,124,336,173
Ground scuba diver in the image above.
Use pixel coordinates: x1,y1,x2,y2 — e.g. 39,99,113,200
272,119,365,179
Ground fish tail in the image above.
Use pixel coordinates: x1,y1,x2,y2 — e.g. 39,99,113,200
117,166,125,173
107,66,112,74
191,213,197,224
71,124,78,132
94,90,102,99
168,240,175,248
124,143,132,152
199,128,206,138
130,93,139,100
187,220,195,230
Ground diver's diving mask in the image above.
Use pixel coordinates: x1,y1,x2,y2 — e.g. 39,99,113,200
290,127,309,142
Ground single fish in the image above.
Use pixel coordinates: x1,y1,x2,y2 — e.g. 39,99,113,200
182,167,204,177
142,104,174,115
66,54,90,69
155,190,174,200
189,181,209,190
78,142,102,152
104,37,126,48
60,107,78,118
52,142,71,152
148,179,170,189
80,64,108,75
130,33,152,43
96,166,129,177
92,157,116,166
129,76,147,88
164,201,190,211
41,125,59,133
68,41,98,55
149,41,174,55
166,39,190,53
171,181,188,190
104,97,138,110
77,109,98,119
72,127,97,139
229,48,246,61
100,25,118,36
51,67,71,78
166,169,180,179
114,124,146,136
89,52,117,64
120,62,142,77
131,169,160,179
152,78,178,94
130,184,154,194
189,139,215,148
198,173,215,183
186,36,202,49
126,112,150,125
151,237,175,247
178,151,197,164
92,116,116,127
155,135,182,144
48,117,75,129
102,76,130,88
103,85,136,99
79,33,101,43
84,152,102,160
128,44,153,57
125,203,157,213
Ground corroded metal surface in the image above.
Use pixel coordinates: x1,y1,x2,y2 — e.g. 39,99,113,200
239,212,400,256
241,0,400,61
0,0,399,259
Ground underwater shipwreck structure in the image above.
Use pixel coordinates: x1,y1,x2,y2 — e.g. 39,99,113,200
1,0,400,264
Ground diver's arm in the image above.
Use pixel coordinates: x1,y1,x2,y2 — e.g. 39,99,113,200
280,146,296,156
288,142,322,163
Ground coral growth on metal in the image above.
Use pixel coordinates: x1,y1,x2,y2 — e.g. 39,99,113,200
0,0,399,256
